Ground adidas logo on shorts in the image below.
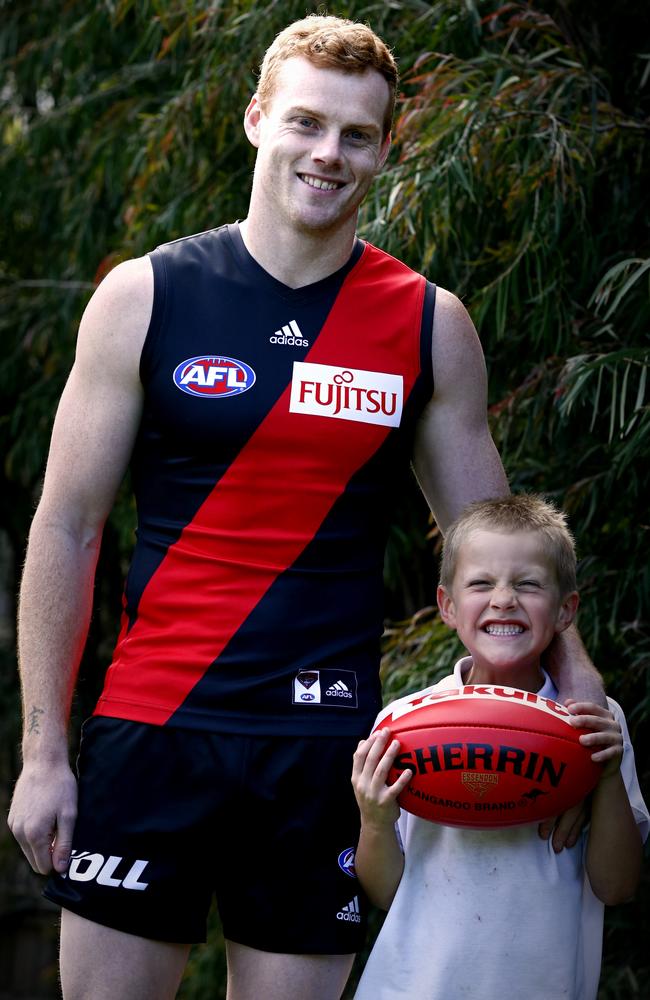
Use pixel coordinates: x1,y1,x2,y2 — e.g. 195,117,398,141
337,896,361,923
325,680,353,699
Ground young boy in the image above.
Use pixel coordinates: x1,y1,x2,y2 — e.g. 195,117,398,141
352,494,648,1000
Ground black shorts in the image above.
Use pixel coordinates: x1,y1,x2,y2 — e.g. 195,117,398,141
44,718,367,952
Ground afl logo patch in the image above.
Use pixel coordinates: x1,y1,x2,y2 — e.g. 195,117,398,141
172,356,256,398
338,848,357,878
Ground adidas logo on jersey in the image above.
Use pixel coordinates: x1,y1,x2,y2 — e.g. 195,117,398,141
270,319,309,347
337,896,361,923
325,680,353,699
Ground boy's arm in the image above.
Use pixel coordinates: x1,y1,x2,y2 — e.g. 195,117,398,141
351,729,411,910
569,701,643,904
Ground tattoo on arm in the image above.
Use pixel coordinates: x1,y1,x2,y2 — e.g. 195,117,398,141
27,705,45,735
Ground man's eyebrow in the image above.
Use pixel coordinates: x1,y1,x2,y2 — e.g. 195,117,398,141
283,105,319,118
283,105,381,134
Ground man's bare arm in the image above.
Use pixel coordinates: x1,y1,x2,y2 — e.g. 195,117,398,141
412,287,509,531
545,625,605,705
412,287,605,711
8,256,152,874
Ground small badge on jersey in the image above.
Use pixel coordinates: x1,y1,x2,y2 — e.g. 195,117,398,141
172,355,256,398
289,362,403,427
338,847,357,878
292,669,359,708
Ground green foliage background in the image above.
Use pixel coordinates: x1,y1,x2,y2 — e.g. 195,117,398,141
1,1,648,997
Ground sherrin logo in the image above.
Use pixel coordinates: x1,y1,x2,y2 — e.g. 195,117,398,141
173,355,256,398
290,362,403,427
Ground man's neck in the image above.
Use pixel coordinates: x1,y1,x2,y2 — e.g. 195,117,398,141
238,215,358,289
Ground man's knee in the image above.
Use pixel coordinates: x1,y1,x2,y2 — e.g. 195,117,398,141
225,940,355,1000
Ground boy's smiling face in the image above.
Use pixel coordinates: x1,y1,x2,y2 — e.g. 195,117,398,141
437,529,578,690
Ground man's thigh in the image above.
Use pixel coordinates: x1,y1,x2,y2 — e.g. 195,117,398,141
44,719,218,942
46,720,367,956
225,941,354,1000
60,910,190,1000
220,733,368,956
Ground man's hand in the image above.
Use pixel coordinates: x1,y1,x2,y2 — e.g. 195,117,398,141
538,800,588,853
8,760,77,874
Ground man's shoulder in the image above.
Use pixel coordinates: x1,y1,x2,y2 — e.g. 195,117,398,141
360,239,434,284
92,254,152,306
154,223,231,255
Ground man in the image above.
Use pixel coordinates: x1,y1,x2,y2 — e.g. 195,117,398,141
8,15,603,1000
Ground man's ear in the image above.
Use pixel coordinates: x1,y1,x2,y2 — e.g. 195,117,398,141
243,94,263,148
555,591,580,633
437,584,458,629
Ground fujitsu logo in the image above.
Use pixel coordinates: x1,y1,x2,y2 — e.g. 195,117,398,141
289,362,403,427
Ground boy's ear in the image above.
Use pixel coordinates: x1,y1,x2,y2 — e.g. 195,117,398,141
555,591,579,633
437,584,457,629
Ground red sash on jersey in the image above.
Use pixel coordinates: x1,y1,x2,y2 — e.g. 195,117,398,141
95,244,426,724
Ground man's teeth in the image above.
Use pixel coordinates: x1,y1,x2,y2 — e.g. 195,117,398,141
300,175,340,190
485,624,524,636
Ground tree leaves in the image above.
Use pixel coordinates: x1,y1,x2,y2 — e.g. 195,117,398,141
1,3,649,994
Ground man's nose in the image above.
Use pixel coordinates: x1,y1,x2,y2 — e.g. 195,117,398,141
311,130,343,165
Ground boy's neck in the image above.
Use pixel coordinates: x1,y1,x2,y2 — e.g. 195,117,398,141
462,659,546,693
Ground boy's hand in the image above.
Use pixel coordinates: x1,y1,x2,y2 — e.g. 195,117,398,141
352,728,412,828
566,699,624,778
538,700,622,851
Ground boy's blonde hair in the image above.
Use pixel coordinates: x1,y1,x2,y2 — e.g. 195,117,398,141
256,15,398,138
440,494,577,597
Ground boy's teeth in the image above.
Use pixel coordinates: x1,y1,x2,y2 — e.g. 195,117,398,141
485,624,524,635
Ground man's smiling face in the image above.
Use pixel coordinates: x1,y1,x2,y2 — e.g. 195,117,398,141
244,56,391,237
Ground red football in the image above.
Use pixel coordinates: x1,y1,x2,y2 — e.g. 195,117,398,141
374,684,602,827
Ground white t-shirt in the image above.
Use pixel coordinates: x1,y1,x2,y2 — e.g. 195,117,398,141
354,660,649,1000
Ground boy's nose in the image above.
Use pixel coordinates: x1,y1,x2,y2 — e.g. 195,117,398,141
490,585,517,608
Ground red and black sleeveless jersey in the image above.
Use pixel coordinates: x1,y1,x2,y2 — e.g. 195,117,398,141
94,224,435,736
